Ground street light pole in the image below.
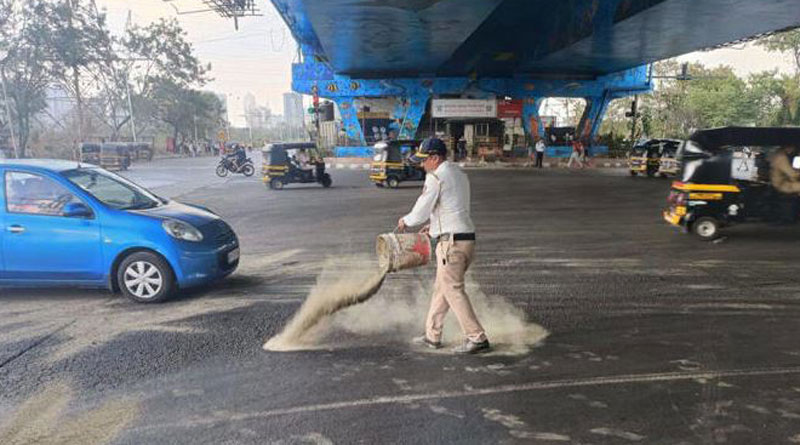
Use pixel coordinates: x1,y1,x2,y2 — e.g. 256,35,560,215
125,80,137,142
0,65,19,158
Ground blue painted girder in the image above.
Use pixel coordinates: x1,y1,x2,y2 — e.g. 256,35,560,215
272,0,800,78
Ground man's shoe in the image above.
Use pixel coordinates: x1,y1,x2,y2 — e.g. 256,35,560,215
411,335,442,349
453,339,491,354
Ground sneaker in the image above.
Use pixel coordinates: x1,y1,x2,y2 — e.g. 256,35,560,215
411,335,442,349
453,339,491,354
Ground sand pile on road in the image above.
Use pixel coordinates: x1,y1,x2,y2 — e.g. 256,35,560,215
263,258,389,351
0,382,138,445
331,266,549,355
264,255,548,355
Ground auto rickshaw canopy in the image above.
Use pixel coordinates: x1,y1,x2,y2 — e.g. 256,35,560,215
686,127,800,155
679,127,800,184
374,140,419,163
263,142,319,165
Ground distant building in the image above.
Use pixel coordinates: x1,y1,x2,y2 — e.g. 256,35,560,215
283,92,305,129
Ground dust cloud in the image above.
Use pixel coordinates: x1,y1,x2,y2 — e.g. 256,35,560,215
263,257,389,351
0,382,138,445
264,255,548,355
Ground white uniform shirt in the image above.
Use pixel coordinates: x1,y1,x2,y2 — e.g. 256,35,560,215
535,140,546,153
402,161,475,238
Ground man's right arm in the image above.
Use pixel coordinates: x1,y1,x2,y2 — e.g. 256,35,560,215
402,174,440,227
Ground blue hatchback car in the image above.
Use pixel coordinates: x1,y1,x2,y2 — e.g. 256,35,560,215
0,159,239,303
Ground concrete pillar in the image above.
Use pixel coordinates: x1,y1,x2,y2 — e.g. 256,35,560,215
577,93,612,145
521,97,545,141
330,97,366,145
391,92,431,140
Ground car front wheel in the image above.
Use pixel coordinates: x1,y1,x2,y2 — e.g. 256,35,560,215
118,252,175,303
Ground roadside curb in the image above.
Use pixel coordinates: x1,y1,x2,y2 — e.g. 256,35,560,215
322,158,628,170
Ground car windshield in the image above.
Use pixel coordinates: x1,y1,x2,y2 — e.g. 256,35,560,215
61,168,163,210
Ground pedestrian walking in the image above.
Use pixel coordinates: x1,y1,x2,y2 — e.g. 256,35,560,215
397,137,490,354
526,137,535,167
567,139,582,168
456,136,467,162
535,138,545,168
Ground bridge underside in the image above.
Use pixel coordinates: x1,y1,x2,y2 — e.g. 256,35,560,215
270,0,800,146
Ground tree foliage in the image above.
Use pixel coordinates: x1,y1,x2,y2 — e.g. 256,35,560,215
600,30,800,147
757,28,800,73
0,1,221,158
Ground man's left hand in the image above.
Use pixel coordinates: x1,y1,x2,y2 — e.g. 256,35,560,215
397,217,407,232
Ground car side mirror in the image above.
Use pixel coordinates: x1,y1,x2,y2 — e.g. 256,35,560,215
792,156,800,170
63,202,93,218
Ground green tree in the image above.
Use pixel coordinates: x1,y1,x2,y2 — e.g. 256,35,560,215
757,28,800,73
684,65,756,128
150,79,224,146
748,71,800,126
43,0,115,146
0,0,62,158
122,18,211,137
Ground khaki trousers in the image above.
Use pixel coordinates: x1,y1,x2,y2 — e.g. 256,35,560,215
425,240,487,343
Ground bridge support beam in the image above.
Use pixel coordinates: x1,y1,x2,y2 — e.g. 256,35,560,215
577,93,613,152
330,97,366,145
391,92,431,140
521,97,545,141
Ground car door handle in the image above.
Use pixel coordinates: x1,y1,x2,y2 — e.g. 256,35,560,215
7,225,25,234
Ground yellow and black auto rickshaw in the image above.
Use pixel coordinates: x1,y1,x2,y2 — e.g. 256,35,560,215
663,127,800,240
261,142,332,190
628,139,662,177
79,142,132,171
369,140,425,188
656,139,681,177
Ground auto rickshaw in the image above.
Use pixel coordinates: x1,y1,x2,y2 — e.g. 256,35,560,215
369,140,425,188
132,142,154,161
656,139,681,177
79,142,131,171
628,139,662,177
663,127,800,240
261,142,332,190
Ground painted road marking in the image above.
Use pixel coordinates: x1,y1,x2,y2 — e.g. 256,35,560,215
136,365,800,430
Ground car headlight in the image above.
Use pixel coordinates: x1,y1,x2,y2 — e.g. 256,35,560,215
162,219,204,242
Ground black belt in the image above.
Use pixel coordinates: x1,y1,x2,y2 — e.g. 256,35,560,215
437,233,475,242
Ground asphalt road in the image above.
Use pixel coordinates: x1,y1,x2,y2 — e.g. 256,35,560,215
4,156,800,444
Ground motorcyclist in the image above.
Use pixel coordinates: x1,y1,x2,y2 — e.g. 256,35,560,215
225,144,247,171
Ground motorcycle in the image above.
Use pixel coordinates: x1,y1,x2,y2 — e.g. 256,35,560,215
216,156,255,177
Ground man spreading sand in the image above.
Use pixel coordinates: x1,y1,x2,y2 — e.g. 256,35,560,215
398,137,490,354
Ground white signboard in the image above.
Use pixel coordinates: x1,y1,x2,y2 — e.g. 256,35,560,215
432,99,497,118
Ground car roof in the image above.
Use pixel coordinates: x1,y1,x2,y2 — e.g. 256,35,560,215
0,158,93,172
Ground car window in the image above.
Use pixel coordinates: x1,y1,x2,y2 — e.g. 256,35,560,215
5,171,81,216
61,168,161,210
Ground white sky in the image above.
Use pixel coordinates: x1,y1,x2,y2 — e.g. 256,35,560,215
97,1,796,126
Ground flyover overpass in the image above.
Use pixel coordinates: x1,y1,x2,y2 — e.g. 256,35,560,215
269,0,800,149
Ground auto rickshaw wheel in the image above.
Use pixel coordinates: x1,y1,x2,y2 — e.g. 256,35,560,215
270,178,284,190
321,173,332,188
387,176,400,188
692,217,720,240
